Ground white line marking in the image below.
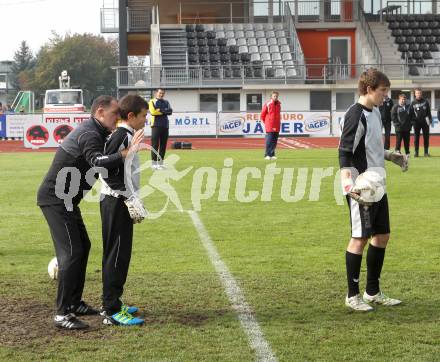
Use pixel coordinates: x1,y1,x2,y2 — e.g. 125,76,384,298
187,210,277,362
278,139,297,149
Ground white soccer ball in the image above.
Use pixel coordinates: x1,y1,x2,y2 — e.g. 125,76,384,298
48,257,58,280
355,170,385,203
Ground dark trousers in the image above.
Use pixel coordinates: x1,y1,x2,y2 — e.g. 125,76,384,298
383,121,391,150
151,126,169,162
413,122,430,154
265,132,279,157
395,131,410,155
40,204,91,315
100,195,133,314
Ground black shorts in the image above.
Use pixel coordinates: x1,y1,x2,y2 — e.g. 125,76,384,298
346,194,390,238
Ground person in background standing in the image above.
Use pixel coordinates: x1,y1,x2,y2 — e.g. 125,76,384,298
261,91,281,160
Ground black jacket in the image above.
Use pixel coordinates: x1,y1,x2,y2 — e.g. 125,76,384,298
148,98,172,128
391,103,413,132
37,118,123,208
410,98,432,125
379,98,393,124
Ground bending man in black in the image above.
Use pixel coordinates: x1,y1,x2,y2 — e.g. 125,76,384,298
37,96,144,330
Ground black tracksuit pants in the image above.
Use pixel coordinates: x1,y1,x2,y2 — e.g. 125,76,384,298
395,131,410,155
383,121,391,150
413,121,430,154
40,204,91,315
151,126,169,162
265,132,279,157
100,195,133,315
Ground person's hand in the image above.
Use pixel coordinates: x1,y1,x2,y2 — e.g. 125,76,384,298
121,128,145,158
384,150,409,172
341,176,372,206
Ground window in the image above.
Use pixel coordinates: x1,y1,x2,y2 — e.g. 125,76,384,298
246,94,262,111
200,94,218,112
336,92,355,111
310,91,331,111
435,90,440,109
222,93,240,111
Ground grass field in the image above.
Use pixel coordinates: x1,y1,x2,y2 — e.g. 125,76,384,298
0,147,439,361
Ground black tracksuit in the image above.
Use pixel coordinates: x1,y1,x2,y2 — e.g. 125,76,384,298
391,103,412,155
99,125,139,314
148,98,172,162
410,98,432,155
37,118,123,315
379,97,393,150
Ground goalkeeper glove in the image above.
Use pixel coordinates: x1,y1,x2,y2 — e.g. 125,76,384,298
124,195,148,224
341,177,373,206
384,150,409,172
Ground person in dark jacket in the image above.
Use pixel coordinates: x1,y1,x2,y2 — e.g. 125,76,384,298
148,88,172,169
37,96,144,330
391,94,412,155
379,95,393,150
410,88,432,157
99,95,148,326
261,91,281,160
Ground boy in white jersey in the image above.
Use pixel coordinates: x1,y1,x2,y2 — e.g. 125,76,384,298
339,68,409,311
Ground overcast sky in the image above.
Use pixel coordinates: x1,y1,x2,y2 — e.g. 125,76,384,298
0,0,111,60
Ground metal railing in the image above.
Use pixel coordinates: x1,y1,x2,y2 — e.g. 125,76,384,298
127,7,152,32
355,2,382,64
284,2,305,69
112,62,440,89
385,1,436,15
100,8,119,33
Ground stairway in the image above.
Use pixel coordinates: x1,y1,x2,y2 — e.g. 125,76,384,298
368,22,404,79
160,26,187,66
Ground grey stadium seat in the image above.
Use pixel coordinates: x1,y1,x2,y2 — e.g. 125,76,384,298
256,30,265,38
249,45,259,53
284,59,294,66
247,38,257,46
216,31,226,38
244,24,254,31
239,45,249,54
245,30,255,38
234,24,244,31
282,53,293,61
272,53,282,61
264,23,274,30
257,38,268,46
261,53,271,61
275,67,286,78
254,24,264,31
236,31,245,38
237,38,247,46
274,23,284,30
251,53,261,62
269,45,279,53
214,24,224,31
268,38,277,46
227,38,237,46
276,30,286,38
225,24,234,32
286,67,297,77
259,45,269,53
266,30,275,38
278,38,288,46
226,31,235,39
280,45,290,53
273,60,283,66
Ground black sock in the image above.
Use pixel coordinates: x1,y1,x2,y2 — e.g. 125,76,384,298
366,244,386,296
346,251,362,298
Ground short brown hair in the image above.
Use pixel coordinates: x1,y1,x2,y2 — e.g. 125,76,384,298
357,68,390,96
414,87,422,93
399,93,407,99
118,95,148,120
91,95,115,116
271,91,279,95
